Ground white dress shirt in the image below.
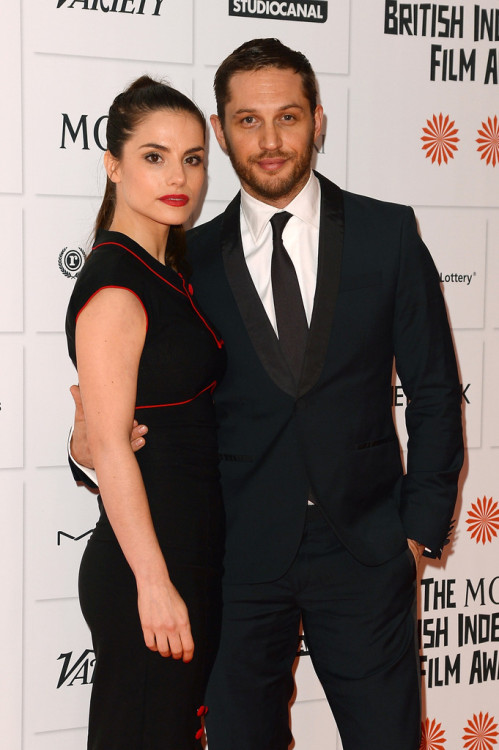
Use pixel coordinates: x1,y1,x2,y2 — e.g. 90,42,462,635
240,171,321,332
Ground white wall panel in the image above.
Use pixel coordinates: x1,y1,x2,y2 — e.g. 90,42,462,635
26,196,97,333
28,335,79,467
0,2,22,193
197,0,350,74
0,476,23,750
346,3,499,207
25,56,195,197
0,342,24,469
0,203,23,332
25,599,92,734
28,468,98,601
28,0,194,64
416,209,486,330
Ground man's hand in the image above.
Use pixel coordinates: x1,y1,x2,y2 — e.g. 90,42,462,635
407,538,425,567
69,384,148,468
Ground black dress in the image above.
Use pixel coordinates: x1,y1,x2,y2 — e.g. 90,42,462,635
66,230,226,750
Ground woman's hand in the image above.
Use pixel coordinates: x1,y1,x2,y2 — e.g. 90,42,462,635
137,577,194,662
69,384,148,470
407,538,425,567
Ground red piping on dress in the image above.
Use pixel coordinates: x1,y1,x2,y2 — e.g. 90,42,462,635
75,285,149,331
135,379,217,410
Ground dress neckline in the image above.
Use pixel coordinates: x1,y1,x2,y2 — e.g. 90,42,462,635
94,229,186,290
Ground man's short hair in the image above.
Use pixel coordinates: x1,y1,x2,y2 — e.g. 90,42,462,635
214,38,318,126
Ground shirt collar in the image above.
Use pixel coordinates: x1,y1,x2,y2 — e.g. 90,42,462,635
240,171,320,243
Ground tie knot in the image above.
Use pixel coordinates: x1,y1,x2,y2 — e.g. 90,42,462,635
270,211,292,240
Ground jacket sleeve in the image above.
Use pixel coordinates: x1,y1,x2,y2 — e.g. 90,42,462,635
393,207,463,555
67,429,99,491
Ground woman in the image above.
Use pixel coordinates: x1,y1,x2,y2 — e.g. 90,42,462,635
66,76,225,749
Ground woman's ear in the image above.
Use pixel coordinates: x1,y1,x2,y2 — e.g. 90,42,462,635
104,150,121,183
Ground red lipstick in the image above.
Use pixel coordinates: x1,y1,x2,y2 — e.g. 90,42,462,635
159,194,189,207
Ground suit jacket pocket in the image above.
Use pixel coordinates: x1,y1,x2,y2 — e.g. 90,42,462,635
356,434,398,451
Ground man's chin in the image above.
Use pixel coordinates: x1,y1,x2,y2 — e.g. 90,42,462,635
243,171,298,201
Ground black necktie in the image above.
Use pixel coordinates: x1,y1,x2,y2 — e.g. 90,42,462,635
270,211,308,384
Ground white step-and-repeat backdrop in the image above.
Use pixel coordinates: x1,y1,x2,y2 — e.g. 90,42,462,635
1,1,498,748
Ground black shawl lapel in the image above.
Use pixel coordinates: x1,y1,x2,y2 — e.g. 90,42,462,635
220,173,344,399
297,173,344,397
220,193,297,396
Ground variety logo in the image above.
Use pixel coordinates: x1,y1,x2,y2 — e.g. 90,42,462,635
57,649,95,688
229,0,328,23
466,496,499,545
58,247,86,279
56,0,165,15
420,717,447,750
421,113,459,165
477,115,499,167
462,711,498,750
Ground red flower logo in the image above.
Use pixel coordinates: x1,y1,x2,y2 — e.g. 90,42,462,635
463,712,498,750
466,497,499,544
421,113,459,165
476,116,499,167
420,717,447,749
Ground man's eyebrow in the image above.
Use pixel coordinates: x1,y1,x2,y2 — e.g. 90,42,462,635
233,103,305,116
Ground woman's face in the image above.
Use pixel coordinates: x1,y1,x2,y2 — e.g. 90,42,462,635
107,108,206,233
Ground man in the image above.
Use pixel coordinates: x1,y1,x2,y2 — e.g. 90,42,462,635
71,39,463,750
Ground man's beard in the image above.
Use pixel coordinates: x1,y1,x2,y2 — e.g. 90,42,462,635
224,133,315,202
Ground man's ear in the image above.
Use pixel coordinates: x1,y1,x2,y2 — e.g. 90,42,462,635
313,105,324,142
103,150,121,183
210,115,228,154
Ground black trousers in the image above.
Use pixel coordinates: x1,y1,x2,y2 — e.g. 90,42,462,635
205,505,421,750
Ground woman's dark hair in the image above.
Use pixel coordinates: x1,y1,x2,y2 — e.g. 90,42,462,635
214,38,318,126
95,76,206,271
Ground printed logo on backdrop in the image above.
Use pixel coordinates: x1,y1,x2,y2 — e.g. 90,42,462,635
466,496,499,545
392,383,471,406
297,634,309,656
477,115,499,167
228,0,328,23
61,114,107,151
58,247,86,279
419,574,499,689
421,114,459,165
439,271,475,286
56,0,165,16
421,113,499,167
57,529,93,545
462,712,498,749
57,649,95,688
420,717,447,750
384,3,499,84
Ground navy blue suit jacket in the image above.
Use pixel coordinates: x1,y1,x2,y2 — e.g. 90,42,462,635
187,172,463,584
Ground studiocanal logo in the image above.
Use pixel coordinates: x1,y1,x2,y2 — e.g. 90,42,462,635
229,0,328,23
56,0,166,15
58,247,86,279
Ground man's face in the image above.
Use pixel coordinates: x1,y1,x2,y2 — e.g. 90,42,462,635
210,67,323,208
